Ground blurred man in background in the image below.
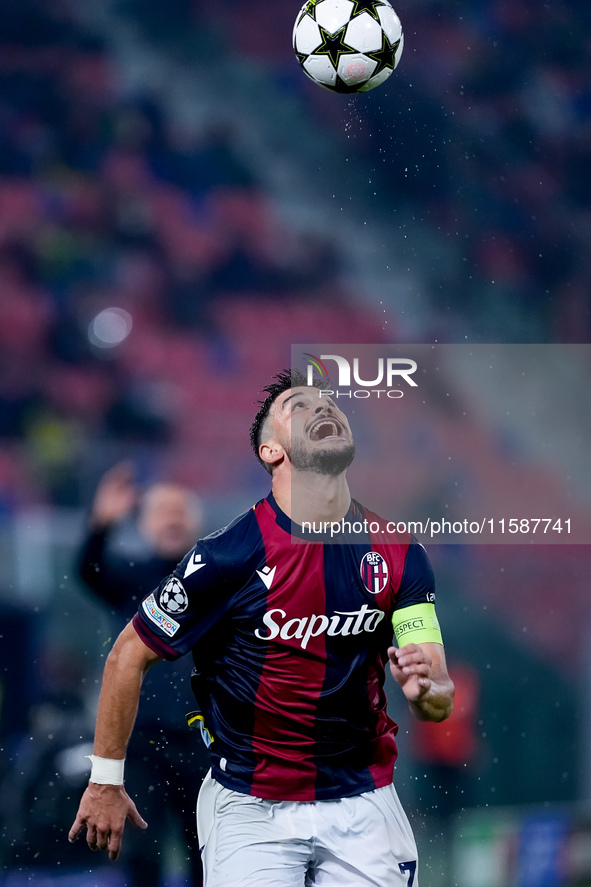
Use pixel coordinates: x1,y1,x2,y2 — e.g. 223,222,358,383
76,462,207,887
78,463,204,618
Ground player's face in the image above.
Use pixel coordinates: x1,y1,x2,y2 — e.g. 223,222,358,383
270,387,355,476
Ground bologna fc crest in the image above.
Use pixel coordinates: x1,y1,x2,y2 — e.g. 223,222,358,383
159,577,189,614
360,551,389,595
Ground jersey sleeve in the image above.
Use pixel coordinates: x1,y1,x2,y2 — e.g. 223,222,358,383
394,537,436,610
391,538,443,646
133,541,229,660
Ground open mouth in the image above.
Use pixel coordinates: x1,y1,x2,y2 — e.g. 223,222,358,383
309,418,344,441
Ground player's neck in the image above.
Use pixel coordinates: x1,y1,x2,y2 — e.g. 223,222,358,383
272,470,351,525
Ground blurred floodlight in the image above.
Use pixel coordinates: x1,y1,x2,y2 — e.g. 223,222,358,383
88,307,132,348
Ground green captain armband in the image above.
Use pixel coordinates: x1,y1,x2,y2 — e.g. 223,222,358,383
392,602,443,647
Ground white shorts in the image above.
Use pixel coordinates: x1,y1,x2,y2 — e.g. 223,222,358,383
196,771,418,887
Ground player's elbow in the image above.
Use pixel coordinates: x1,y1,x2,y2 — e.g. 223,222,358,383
103,630,128,677
105,622,160,676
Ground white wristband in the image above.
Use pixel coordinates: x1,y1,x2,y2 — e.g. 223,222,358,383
87,754,125,785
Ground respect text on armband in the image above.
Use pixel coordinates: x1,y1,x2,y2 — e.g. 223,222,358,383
396,617,428,636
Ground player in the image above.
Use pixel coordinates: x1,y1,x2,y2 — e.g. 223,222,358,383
69,370,454,886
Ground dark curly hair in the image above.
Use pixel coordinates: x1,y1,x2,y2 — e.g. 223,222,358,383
249,369,325,474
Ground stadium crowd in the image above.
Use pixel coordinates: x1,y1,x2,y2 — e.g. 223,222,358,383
197,0,591,339
0,0,589,513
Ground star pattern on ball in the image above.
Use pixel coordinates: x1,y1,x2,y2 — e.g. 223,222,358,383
314,24,358,68
367,32,400,77
349,0,384,23
295,4,313,28
301,0,320,22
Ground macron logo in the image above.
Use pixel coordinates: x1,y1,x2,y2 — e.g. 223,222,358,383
184,552,206,579
256,565,276,590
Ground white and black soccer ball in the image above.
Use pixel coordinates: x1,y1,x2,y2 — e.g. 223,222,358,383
292,0,403,94
159,578,188,614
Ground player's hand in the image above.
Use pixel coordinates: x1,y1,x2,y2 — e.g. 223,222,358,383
91,462,138,530
388,644,432,703
68,783,147,860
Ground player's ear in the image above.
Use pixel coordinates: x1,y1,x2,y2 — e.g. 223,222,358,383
259,438,284,471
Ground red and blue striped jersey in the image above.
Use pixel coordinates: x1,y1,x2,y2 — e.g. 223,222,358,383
133,493,436,801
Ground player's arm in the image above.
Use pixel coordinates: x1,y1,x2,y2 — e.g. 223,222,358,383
387,540,454,721
388,638,454,722
68,621,161,859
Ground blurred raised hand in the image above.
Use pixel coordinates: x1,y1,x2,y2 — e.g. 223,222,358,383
90,462,138,530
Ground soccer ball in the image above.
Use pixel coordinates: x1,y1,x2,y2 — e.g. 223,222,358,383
159,578,188,614
292,0,403,94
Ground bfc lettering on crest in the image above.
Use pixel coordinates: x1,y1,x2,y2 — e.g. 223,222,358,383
360,551,389,595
